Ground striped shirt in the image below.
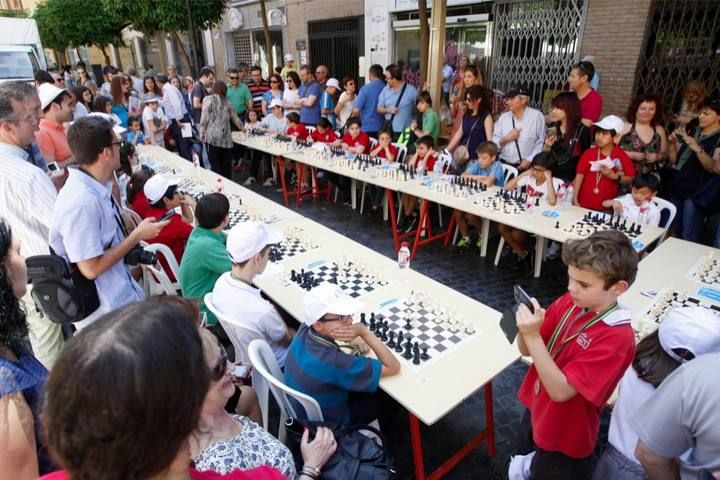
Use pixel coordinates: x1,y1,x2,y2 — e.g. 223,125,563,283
0,143,56,257
247,80,270,116
284,325,381,424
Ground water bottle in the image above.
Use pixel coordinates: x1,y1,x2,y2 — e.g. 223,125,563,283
192,151,200,169
216,177,224,193
398,242,411,270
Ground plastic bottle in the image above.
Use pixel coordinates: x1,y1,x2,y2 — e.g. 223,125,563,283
216,177,223,193
398,242,411,270
192,151,200,169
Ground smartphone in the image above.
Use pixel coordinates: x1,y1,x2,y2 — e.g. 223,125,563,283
158,210,175,222
46,162,64,178
546,126,557,138
514,284,535,313
232,365,252,379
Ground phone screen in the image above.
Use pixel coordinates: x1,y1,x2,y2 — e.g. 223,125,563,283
159,210,175,222
232,365,251,378
514,285,535,313
47,162,58,171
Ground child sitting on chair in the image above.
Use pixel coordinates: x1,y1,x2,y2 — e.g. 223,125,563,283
601,172,661,227
453,141,505,251
285,112,310,193
398,135,438,233
310,117,338,144
368,130,399,213
496,152,557,268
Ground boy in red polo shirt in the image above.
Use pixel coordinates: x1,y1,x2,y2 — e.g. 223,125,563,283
399,135,438,233
573,115,635,212
310,117,338,144
508,230,637,480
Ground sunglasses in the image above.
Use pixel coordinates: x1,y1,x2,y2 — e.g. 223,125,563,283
211,344,228,381
55,78,64,83
270,80,280,84
228,76,239,80
286,78,294,82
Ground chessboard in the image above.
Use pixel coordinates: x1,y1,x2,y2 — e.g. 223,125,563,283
285,259,389,298
269,237,317,263
476,190,529,215
177,178,206,199
637,288,720,338
364,293,481,370
687,253,720,288
427,175,488,199
561,212,643,239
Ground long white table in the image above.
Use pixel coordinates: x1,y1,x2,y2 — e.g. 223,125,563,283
138,144,520,480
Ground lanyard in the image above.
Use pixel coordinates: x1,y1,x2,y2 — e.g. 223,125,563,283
546,302,619,359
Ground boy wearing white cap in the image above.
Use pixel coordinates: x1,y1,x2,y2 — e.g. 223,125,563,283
211,222,293,367
573,115,636,212
591,306,720,480
141,94,167,147
321,78,341,129
284,283,400,425
260,98,288,134
281,53,296,79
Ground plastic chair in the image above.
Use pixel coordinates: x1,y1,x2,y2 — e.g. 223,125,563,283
501,164,518,184
141,262,178,296
652,197,677,243
142,242,180,284
122,206,143,229
204,292,265,365
248,339,323,441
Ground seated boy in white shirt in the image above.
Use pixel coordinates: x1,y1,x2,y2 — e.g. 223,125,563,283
601,172,661,227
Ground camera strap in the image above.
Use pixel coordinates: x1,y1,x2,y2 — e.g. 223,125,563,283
77,166,130,242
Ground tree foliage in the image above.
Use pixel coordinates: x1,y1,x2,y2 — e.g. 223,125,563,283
102,0,226,35
34,0,124,52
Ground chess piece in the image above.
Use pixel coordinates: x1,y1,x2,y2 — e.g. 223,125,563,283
387,330,396,348
395,332,404,352
405,317,412,330
369,313,376,331
360,312,367,326
555,221,560,229
413,348,420,365
403,342,413,360
380,326,388,342
420,347,430,360
535,197,540,207
290,269,296,282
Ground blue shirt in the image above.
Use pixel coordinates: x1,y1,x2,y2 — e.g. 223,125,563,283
112,103,129,127
354,79,385,132
125,130,145,144
320,91,337,129
50,168,144,329
298,80,322,125
285,325,382,424
465,159,505,186
377,82,418,133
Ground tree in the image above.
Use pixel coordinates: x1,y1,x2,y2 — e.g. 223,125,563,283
417,0,430,89
34,0,124,65
103,0,226,75
259,0,273,74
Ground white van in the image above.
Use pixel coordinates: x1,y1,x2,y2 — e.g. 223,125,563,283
0,45,41,83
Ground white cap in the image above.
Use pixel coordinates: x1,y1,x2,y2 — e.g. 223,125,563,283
269,98,284,109
581,55,596,63
594,115,624,134
303,282,364,326
226,222,283,263
143,174,178,204
659,307,720,363
38,82,66,110
284,53,294,62
326,78,340,90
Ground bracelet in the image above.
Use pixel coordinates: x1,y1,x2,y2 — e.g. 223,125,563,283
300,472,319,480
302,465,321,476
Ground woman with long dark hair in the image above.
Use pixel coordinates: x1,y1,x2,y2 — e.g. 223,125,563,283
0,218,53,477
143,75,163,100
544,91,591,183
199,80,244,179
283,70,301,117
447,84,494,162
110,75,132,127
71,85,93,119
449,64,483,139
619,92,669,175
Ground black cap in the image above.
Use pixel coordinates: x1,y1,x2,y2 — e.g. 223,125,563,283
504,85,530,99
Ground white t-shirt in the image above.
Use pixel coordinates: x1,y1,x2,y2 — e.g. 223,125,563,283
336,91,355,128
212,272,289,367
615,193,661,227
283,89,300,117
142,106,167,144
516,175,569,203
608,366,656,465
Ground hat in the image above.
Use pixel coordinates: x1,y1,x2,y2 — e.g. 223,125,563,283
326,78,340,90
226,222,283,264
659,306,720,363
269,98,284,109
143,174,178,204
143,94,161,103
38,83,66,110
504,85,530,99
303,283,364,326
594,115,625,134
284,54,294,62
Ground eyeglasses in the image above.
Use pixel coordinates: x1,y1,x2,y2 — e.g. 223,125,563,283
55,78,64,84
270,80,280,84
286,78,294,83
320,314,351,322
107,140,122,150
228,76,239,80
211,344,229,381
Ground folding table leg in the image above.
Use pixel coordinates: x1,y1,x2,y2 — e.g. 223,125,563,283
277,156,289,206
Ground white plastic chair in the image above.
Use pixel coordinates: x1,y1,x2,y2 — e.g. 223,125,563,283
652,197,677,243
204,292,265,365
501,164,519,184
248,339,323,441
142,242,180,283
122,206,143,229
141,263,178,296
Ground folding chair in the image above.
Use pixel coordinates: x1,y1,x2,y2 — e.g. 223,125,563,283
652,197,677,243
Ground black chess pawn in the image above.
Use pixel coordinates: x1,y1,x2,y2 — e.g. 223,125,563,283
370,312,376,327
535,197,540,207
420,347,430,360
413,348,421,365
369,313,376,331
387,331,396,348
403,342,413,360
404,317,412,330
290,269,297,282
380,326,388,342
395,331,404,352
635,224,642,235
555,221,560,229
360,312,367,326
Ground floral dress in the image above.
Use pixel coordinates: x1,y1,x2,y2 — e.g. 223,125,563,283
193,415,297,479
619,123,664,174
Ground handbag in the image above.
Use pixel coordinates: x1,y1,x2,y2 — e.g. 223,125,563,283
285,418,397,480
381,82,408,135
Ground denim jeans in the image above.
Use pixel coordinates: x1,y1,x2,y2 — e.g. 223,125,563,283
591,444,648,480
666,194,706,242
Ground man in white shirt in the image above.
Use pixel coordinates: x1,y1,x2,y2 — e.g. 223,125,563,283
210,222,293,367
0,81,64,368
157,73,192,160
50,116,168,329
492,86,546,171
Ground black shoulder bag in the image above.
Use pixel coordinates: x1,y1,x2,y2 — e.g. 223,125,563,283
381,82,408,136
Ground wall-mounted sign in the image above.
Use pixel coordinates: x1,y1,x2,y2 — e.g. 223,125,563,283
267,8,286,27
228,8,243,30
296,40,307,51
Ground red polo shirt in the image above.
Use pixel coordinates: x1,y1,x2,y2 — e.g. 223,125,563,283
287,123,309,140
517,292,635,458
374,144,398,160
341,131,370,153
36,118,72,163
579,89,602,123
576,145,635,211
141,206,193,280
310,128,338,144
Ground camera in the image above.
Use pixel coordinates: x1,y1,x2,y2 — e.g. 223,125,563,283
124,245,157,266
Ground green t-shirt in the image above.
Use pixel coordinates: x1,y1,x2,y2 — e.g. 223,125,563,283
422,108,440,143
179,227,232,325
227,83,252,115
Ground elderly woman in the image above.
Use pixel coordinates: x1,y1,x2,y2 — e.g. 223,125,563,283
0,218,53,478
40,297,335,480
619,92,669,176
200,80,244,179
193,328,311,478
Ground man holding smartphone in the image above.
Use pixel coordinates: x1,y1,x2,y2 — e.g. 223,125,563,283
50,116,169,329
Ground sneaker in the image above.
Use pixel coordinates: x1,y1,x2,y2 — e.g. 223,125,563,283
243,176,256,186
475,236,484,250
262,177,275,187
544,241,560,260
456,237,471,250
404,214,419,233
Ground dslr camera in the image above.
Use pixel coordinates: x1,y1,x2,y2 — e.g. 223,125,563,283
124,245,157,266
